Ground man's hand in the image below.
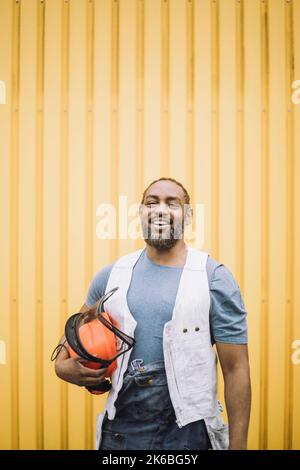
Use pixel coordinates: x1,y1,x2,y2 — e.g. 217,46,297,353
216,343,251,450
55,355,108,388
54,303,108,388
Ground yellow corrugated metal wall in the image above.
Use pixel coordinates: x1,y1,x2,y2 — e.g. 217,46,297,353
0,0,300,450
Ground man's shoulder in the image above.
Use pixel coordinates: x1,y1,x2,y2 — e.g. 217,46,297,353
94,248,144,277
205,254,238,288
90,262,114,288
206,254,223,277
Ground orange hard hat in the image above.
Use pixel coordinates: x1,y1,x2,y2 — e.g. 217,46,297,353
52,287,135,395
67,313,118,378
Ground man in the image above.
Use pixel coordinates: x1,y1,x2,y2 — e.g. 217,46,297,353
55,177,251,450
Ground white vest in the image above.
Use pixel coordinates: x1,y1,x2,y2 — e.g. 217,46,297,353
95,246,229,450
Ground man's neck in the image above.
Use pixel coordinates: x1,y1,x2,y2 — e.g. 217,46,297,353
145,241,188,267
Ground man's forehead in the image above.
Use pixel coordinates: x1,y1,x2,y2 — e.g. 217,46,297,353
144,182,184,200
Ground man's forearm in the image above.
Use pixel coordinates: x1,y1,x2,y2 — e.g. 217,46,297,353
224,366,251,450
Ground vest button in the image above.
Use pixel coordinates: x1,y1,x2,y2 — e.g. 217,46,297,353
183,328,188,333
148,379,153,385
195,327,200,331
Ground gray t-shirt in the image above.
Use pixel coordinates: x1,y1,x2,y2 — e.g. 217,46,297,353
85,249,248,364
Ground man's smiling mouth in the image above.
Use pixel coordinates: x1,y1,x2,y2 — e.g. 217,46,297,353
151,221,170,227
149,218,172,227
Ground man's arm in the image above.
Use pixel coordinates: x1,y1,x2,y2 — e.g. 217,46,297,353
216,342,251,450
54,303,108,387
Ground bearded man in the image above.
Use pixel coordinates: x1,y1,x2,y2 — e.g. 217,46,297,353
55,177,251,450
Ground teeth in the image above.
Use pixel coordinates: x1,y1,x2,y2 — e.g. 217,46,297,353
152,221,169,226
151,219,170,223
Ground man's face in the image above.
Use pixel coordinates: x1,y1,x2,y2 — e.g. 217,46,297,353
139,181,191,250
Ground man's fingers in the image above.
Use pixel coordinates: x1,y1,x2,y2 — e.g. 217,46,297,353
78,363,108,378
80,377,108,387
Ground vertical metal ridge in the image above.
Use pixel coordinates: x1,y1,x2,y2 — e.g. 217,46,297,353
85,0,95,450
136,0,145,224
186,0,195,216
236,0,245,290
10,0,21,450
161,0,170,177
35,0,45,450
60,0,70,450
284,0,295,451
111,0,119,260
211,0,220,258
259,0,269,450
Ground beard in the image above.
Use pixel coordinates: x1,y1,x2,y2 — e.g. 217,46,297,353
141,218,185,250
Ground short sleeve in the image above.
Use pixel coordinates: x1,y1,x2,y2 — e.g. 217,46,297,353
209,264,248,344
84,263,114,308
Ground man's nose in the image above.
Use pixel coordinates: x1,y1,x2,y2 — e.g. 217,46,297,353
152,203,171,217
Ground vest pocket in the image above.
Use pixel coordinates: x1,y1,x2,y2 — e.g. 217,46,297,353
204,420,229,450
172,337,211,395
184,346,210,393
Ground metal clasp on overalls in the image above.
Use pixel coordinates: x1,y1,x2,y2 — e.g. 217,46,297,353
130,358,144,372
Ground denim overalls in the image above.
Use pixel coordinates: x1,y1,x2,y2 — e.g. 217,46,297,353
99,359,212,451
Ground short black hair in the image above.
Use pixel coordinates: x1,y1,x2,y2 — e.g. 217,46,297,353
141,177,190,205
